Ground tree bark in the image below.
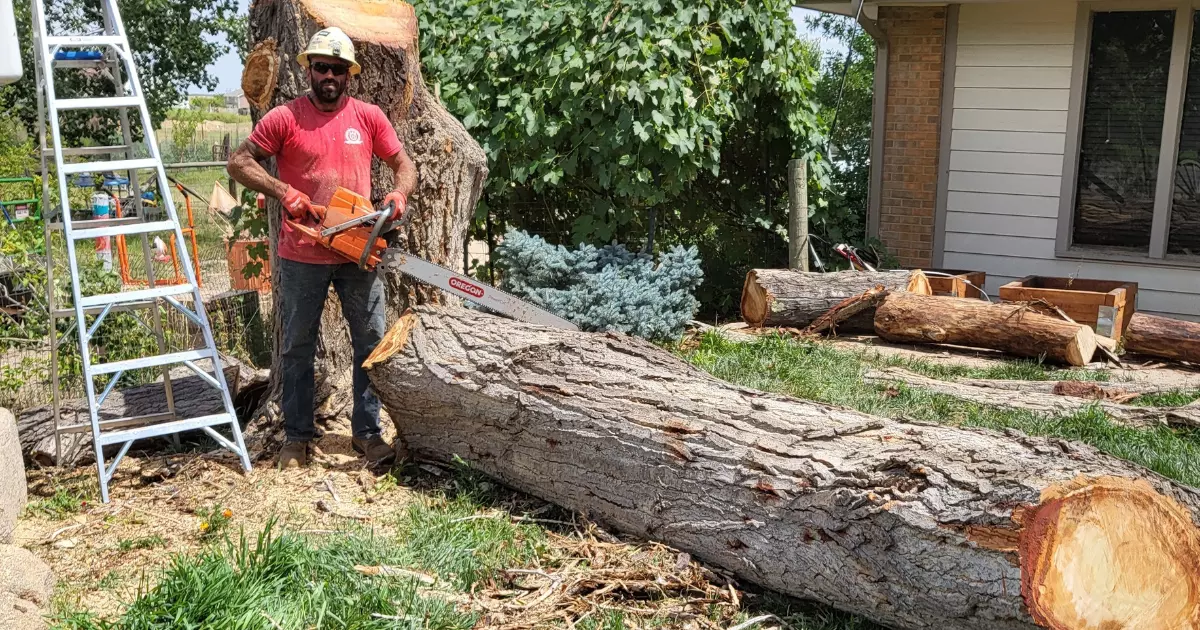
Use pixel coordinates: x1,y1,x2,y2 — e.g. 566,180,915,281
741,269,930,331
874,293,1098,367
863,367,1200,428
16,360,267,467
365,306,1200,630
245,0,488,431
1125,313,1200,364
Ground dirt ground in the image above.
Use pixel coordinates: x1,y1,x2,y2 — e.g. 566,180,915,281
14,417,418,618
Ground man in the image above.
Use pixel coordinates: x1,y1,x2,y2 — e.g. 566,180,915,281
227,27,417,469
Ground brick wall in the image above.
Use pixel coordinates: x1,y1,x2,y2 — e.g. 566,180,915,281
876,7,946,269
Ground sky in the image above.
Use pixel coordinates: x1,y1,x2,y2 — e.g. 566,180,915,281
199,5,843,94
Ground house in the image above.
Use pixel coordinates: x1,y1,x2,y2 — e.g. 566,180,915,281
801,0,1200,319
224,89,249,115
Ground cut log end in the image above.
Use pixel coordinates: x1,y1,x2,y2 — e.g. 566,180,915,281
1019,476,1200,630
300,0,418,50
740,270,771,327
363,311,417,370
1067,325,1098,368
905,269,931,296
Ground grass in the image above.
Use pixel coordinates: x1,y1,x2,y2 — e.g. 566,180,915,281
117,536,166,553
680,333,1200,487
27,487,92,520
54,521,475,630
875,351,1109,382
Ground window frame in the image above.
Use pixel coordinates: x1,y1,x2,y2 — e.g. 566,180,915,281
1057,0,1200,268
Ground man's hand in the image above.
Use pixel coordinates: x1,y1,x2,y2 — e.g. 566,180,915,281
384,190,407,222
282,186,320,221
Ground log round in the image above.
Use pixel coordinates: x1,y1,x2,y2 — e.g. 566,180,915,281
366,307,1200,630
1125,313,1200,364
245,0,487,422
741,269,931,331
874,293,1098,367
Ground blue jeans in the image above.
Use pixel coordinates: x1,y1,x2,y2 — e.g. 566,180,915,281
277,257,386,442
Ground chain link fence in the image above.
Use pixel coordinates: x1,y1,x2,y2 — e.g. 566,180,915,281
0,158,272,414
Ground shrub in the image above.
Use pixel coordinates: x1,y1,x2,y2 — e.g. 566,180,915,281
493,229,703,341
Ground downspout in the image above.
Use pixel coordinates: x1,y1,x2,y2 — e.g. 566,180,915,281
853,1,887,241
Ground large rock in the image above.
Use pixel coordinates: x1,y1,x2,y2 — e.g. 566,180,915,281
0,408,26,543
0,592,46,630
0,546,54,608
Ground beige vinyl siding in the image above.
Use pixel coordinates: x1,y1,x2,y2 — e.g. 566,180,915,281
941,1,1199,319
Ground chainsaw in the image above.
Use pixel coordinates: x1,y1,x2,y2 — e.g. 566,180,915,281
285,187,579,331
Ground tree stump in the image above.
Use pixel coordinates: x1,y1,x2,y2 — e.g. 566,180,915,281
741,269,930,331
244,0,488,431
363,307,1200,630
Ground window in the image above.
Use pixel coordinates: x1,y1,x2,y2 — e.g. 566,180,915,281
1074,11,1173,251
1065,5,1200,262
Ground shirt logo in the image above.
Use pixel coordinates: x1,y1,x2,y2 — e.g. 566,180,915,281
345,128,363,145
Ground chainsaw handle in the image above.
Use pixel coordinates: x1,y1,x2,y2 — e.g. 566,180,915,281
360,207,391,270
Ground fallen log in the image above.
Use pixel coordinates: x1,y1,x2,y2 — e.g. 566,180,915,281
863,367,1200,428
1125,313,1200,364
17,358,267,467
874,293,1098,367
366,306,1200,630
741,269,930,331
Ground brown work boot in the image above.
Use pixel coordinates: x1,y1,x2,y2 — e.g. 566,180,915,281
277,441,309,469
352,436,395,465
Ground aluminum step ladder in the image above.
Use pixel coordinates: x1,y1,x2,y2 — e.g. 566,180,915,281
30,0,252,502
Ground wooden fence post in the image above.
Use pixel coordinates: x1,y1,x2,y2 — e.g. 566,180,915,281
788,158,808,271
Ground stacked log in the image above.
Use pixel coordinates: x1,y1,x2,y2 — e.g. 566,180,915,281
365,307,1200,630
1125,313,1200,363
874,293,1097,367
741,269,931,331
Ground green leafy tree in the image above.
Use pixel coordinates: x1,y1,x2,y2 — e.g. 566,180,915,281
807,13,876,265
418,0,829,318
2,0,241,145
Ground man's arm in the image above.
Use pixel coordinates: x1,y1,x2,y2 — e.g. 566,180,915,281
226,139,288,200
383,147,417,198
381,148,417,220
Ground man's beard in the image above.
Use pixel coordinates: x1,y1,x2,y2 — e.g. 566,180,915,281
312,78,344,104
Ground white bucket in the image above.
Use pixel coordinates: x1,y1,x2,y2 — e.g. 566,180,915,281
0,0,23,85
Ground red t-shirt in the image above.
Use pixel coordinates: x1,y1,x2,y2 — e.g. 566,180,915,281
248,96,404,264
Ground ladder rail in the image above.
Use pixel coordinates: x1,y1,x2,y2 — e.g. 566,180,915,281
31,0,109,500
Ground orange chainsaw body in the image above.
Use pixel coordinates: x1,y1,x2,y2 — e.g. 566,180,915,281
285,187,387,270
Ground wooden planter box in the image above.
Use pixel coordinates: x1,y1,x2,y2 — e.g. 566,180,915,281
925,269,987,300
227,239,271,292
998,276,1138,340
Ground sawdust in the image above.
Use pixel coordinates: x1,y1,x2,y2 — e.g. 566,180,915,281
13,418,752,627
14,417,416,619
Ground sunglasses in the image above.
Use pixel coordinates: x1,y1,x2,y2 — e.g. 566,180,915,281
311,62,349,76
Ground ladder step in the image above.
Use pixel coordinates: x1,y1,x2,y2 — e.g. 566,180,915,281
55,96,141,111
78,283,194,309
52,59,111,70
53,300,155,318
90,348,212,376
60,157,158,175
96,413,236,447
48,217,142,232
44,145,133,158
45,35,126,47
57,412,175,435
72,219,176,240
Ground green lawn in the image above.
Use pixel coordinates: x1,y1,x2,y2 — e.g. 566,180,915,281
680,333,1200,487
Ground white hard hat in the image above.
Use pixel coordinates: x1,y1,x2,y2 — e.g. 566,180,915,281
297,27,361,76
